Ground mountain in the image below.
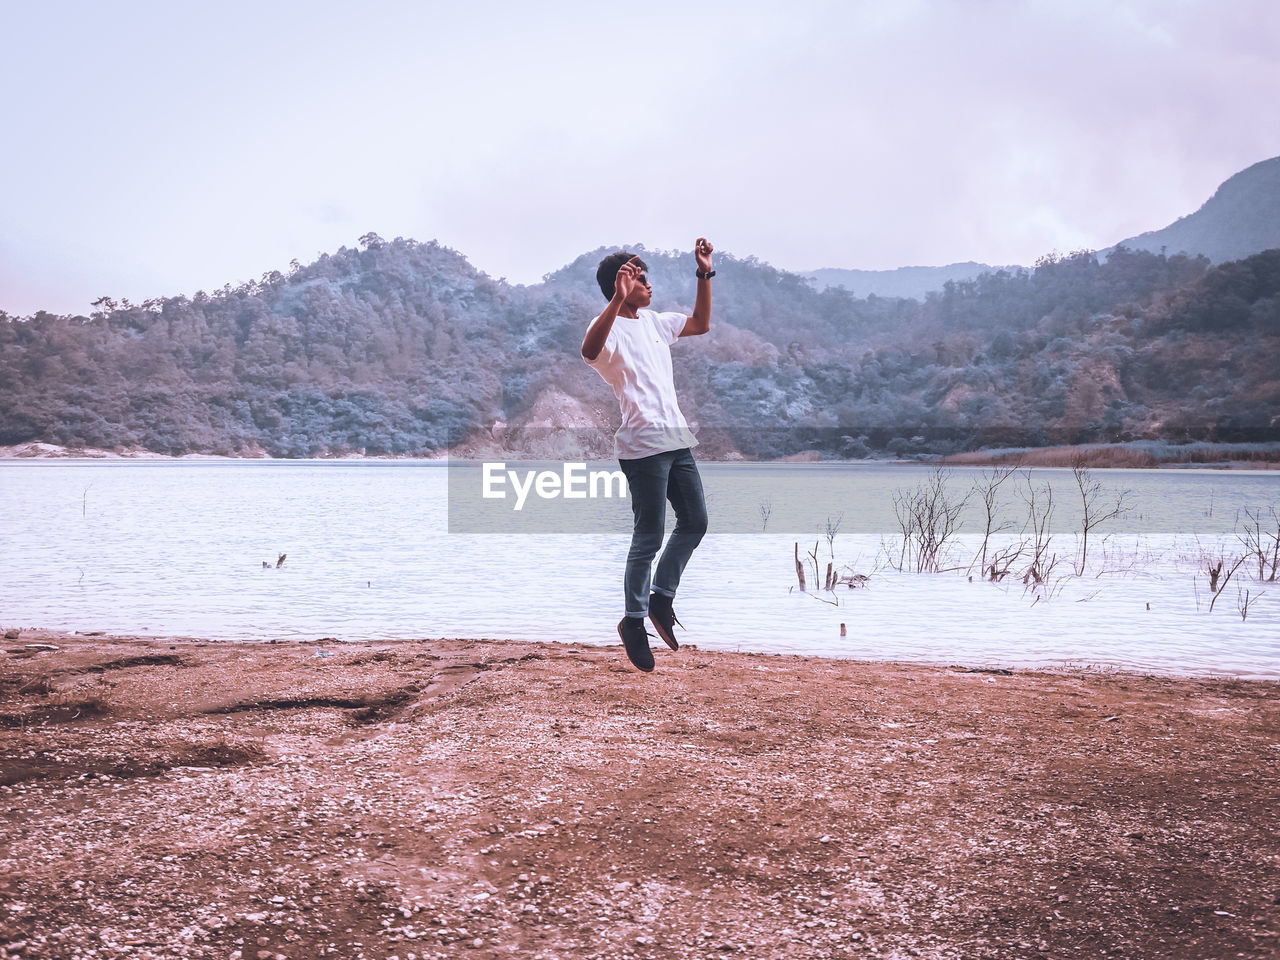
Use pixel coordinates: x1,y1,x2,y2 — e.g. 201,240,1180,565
1112,156,1280,263
802,262,1006,299
2,235,1277,459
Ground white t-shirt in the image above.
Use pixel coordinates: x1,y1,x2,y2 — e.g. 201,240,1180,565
584,308,699,460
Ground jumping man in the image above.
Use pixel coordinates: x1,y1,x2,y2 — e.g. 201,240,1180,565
581,240,715,672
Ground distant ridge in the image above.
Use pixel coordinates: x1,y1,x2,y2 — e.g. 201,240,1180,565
805,156,1280,294
802,261,1008,299
1112,156,1280,263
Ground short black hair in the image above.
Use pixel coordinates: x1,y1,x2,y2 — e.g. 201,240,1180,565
596,251,648,300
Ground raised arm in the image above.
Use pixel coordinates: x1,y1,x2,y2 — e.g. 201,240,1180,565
581,258,642,361
680,237,714,337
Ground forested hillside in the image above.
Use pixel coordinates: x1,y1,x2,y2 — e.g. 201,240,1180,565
1,235,1278,458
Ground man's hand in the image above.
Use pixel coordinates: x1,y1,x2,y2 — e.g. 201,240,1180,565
613,257,643,302
695,238,714,273
681,238,715,338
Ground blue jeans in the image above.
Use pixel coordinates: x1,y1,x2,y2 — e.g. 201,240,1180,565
618,447,708,618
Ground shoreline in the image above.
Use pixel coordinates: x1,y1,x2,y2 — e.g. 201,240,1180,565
7,629,1279,683
3,440,1278,470
3,633,1279,959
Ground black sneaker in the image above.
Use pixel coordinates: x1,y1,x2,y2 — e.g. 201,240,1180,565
647,592,682,651
617,617,655,672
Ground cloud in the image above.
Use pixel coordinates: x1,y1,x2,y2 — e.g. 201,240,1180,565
2,0,1278,313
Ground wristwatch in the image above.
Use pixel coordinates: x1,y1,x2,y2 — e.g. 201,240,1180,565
696,269,716,280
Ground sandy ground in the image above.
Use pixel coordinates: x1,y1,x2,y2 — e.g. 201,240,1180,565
1,632,1278,960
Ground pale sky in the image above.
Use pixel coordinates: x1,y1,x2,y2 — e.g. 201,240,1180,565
2,0,1278,317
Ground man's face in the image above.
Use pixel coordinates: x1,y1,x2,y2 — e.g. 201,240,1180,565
626,263,652,308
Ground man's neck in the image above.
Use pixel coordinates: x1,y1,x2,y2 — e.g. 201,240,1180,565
618,304,640,319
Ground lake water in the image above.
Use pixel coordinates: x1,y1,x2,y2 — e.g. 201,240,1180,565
1,460,1278,678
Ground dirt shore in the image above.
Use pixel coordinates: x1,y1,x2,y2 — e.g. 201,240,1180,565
1,633,1278,960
